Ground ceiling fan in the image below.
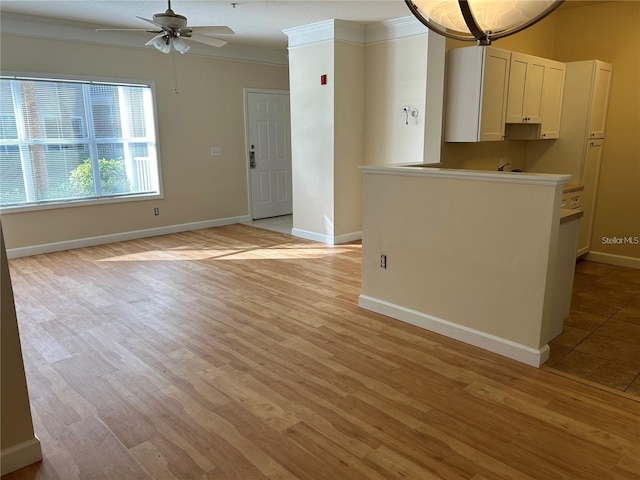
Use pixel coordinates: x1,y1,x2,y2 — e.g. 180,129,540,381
97,0,234,53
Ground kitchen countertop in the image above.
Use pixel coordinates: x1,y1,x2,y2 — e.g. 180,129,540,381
563,183,584,193
360,164,571,186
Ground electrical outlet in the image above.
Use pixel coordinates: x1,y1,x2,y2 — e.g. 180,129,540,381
153,207,160,216
380,254,387,269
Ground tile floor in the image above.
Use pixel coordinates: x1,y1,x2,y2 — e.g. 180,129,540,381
244,214,293,235
545,260,640,396
243,219,639,396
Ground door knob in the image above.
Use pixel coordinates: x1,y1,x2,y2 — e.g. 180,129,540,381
249,144,256,169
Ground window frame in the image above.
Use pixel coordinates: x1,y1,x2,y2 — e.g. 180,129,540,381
0,71,164,214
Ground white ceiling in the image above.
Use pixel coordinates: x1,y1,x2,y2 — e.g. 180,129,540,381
0,1,413,51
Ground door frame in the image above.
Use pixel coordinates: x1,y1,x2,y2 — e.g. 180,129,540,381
243,88,291,220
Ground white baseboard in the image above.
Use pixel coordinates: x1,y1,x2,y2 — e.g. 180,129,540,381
359,295,549,368
291,228,329,244
292,228,362,245
6,215,251,259
335,231,362,244
584,251,640,269
1,436,42,475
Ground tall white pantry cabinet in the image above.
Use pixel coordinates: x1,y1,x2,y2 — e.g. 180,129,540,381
526,60,613,256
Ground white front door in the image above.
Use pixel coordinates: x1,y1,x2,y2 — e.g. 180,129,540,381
246,91,292,220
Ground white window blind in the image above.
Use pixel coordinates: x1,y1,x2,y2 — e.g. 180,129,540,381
0,76,161,209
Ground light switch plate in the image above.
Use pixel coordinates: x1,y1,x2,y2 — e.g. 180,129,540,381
211,147,222,157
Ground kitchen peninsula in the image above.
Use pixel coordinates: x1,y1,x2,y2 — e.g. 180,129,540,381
359,165,581,367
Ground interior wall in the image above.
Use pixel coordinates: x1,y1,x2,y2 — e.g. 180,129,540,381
553,1,639,259
0,34,289,250
363,35,429,165
288,41,335,238
288,21,442,242
1,221,41,473
334,41,364,237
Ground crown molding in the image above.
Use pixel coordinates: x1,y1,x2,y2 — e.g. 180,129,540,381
283,16,430,48
364,15,430,44
283,19,366,48
0,13,289,66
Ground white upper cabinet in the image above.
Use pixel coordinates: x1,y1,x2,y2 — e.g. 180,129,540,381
510,58,566,140
538,60,566,139
446,47,569,143
445,46,511,142
587,61,613,139
506,53,545,124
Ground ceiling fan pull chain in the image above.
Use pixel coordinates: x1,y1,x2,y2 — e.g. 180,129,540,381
172,50,180,94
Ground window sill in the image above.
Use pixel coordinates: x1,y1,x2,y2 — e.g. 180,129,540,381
0,192,164,214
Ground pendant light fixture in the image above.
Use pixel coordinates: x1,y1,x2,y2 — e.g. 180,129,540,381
405,0,564,45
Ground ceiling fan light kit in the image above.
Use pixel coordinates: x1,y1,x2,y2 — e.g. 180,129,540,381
97,0,233,54
145,34,170,53
172,37,190,54
145,33,191,54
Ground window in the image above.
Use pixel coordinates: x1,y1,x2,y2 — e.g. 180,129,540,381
0,75,161,210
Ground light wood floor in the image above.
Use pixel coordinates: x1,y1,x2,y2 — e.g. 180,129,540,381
6,225,640,479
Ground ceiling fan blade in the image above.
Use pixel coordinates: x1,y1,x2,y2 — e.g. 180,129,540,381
136,16,165,29
188,33,227,48
191,26,234,36
96,28,161,32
